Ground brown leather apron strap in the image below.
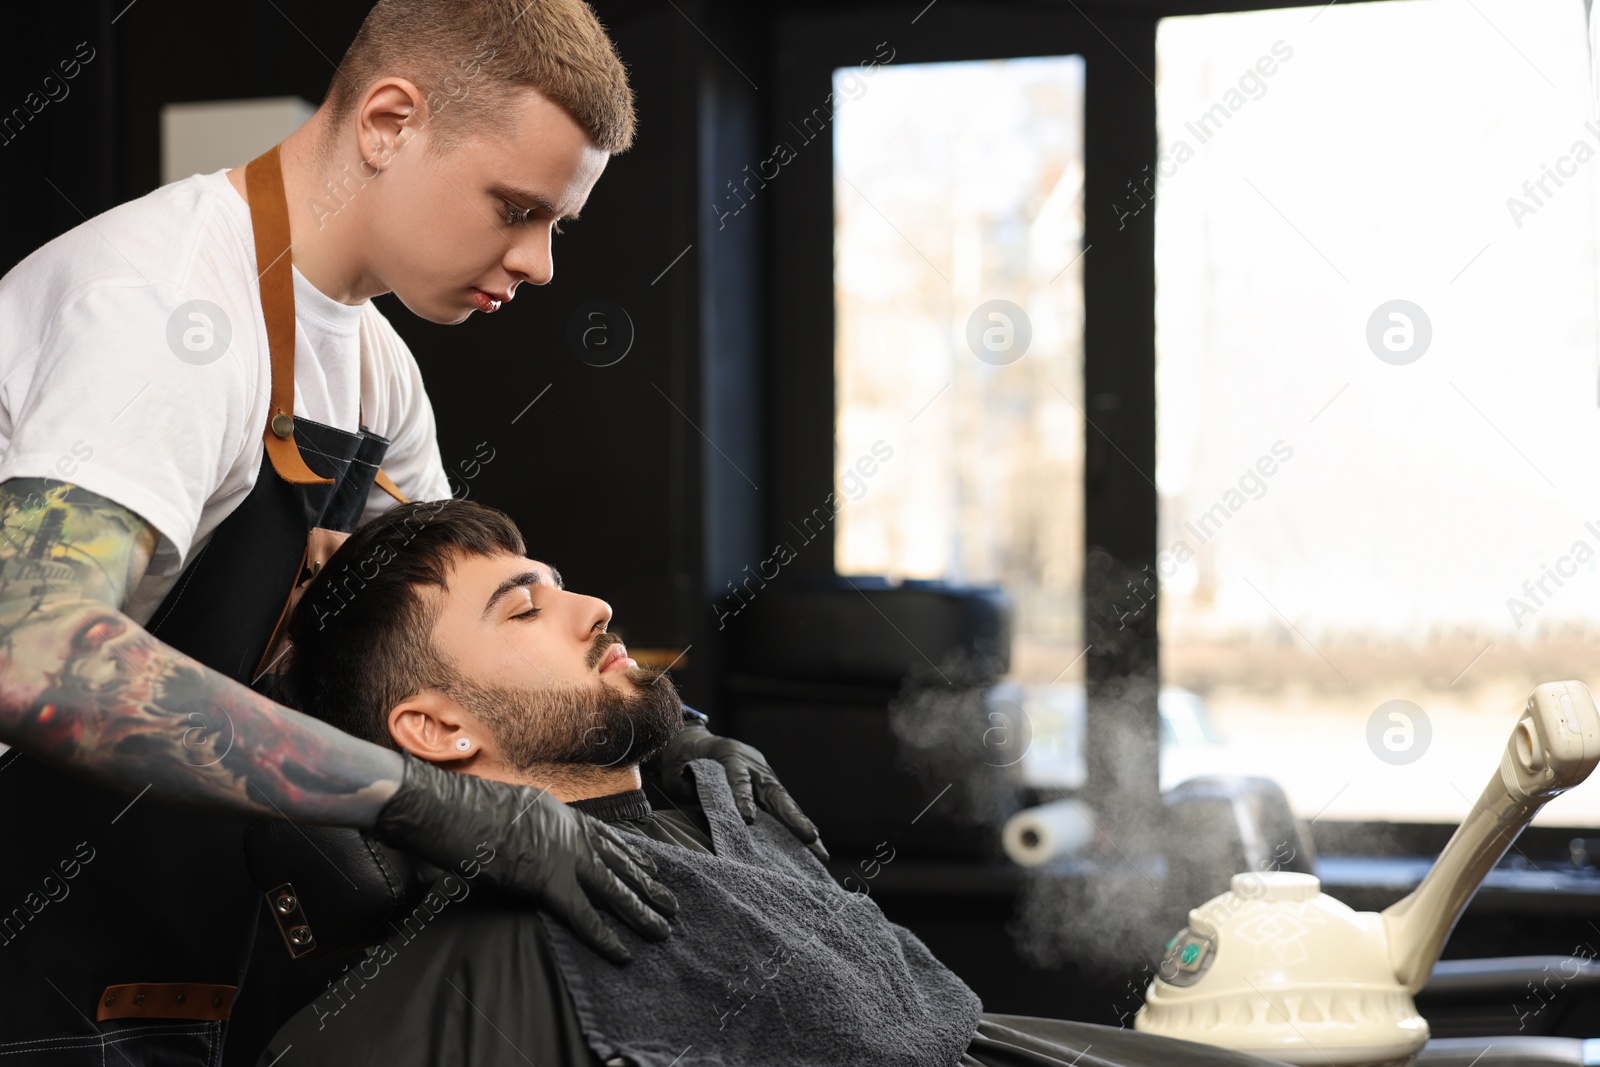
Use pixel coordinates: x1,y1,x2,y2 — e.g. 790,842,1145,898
248,145,411,500
244,143,334,487
373,466,409,504
96,982,236,1022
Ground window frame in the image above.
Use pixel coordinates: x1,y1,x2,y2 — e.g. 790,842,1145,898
768,1,1164,839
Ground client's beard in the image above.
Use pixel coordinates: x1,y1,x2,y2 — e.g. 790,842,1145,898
441,640,684,773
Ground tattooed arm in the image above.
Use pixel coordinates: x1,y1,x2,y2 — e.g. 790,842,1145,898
0,477,403,825
0,478,680,952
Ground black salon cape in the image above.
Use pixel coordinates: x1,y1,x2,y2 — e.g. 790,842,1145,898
256,790,1284,1067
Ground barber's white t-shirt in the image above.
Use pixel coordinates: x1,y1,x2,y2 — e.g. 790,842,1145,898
0,168,454,627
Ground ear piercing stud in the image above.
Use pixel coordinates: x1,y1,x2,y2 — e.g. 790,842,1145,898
455,737,472,752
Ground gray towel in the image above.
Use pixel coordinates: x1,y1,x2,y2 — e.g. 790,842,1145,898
543,758,984,1067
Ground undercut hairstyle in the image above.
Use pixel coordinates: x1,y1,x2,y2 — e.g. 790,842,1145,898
278,498,526,750
322,0,636,156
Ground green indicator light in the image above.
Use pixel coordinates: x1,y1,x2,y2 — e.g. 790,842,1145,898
1181,943,1200,965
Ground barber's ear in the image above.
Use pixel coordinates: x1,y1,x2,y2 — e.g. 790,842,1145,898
388,691,481,766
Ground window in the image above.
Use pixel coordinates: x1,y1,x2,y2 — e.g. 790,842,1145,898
832,54,1088,695
1154,1,1600,825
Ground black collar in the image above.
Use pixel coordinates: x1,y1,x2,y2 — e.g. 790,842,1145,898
567,788,652,822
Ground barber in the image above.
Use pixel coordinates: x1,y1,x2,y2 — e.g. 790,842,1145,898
0,3,821,1064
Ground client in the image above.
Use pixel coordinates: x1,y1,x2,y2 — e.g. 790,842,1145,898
258,499,1281,1067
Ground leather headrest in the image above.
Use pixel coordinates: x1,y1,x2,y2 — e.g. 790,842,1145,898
241,821,442,958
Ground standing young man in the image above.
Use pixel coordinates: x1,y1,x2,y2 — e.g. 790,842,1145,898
0,2,820,1064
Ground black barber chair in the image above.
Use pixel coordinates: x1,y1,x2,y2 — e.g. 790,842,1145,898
222,823,442,1065
240,822,441,962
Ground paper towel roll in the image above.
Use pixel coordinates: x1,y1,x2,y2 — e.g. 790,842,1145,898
1003,798,1097,867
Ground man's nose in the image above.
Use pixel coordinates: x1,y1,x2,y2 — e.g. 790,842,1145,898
503,226,554,286
574,593,612,640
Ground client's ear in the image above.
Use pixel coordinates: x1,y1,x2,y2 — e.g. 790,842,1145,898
388,691,482,766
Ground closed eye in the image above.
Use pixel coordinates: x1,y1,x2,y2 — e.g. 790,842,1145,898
512,606,541,620
501,200,534,228
501,200,566,235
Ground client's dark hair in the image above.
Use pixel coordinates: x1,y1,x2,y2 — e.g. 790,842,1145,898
278,498,525,749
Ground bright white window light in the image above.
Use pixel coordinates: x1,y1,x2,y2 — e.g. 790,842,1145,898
1156,0,1600,824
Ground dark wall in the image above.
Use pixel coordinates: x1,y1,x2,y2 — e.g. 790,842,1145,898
0,2,121,270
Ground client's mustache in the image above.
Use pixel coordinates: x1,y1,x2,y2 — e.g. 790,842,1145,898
586,631,624,671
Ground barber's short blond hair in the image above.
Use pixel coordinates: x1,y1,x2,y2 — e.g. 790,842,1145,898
323,0,635,155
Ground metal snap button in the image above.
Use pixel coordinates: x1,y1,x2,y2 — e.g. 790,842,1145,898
271,413,295,438
212,995,223,1008
103,995,114,1006
133,993,145,1005
175,992,186,1004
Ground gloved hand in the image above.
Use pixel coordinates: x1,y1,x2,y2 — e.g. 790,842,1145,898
372,751,677,963
655,721,829,861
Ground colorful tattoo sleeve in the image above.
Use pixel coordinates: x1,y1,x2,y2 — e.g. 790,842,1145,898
0,478,401,824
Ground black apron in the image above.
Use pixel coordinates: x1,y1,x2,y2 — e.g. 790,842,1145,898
0,143,410,1066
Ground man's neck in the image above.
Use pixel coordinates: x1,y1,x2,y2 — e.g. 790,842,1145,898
511,762,643,804
224,112,381,306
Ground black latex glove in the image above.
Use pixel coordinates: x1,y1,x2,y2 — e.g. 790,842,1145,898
372,751,677,963
656,722,829,861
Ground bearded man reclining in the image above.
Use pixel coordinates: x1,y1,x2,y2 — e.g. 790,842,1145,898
257,498,1281,1067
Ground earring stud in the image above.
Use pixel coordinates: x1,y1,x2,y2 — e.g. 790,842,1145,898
455,737,471,752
